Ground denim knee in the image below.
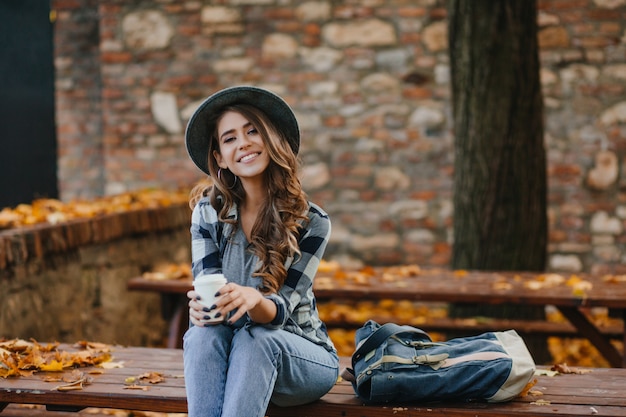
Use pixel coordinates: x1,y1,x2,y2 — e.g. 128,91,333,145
183,324,238,367
232,326,339,407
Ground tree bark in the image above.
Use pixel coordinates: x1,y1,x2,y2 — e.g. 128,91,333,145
448,0,550,363
449,0,547,271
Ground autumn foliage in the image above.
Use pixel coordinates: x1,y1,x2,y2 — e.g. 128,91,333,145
0,339,112,378
0,188,190,230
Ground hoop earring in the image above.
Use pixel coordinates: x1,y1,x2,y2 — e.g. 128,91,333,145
218,168,238,189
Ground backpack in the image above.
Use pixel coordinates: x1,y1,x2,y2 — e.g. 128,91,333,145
343,320,536,404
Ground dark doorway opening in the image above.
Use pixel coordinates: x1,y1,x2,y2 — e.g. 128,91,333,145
0,0,58,208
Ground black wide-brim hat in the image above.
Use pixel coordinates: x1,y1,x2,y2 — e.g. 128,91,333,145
185,86,300,176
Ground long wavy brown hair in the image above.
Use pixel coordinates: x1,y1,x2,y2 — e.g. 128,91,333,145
189,104,309,294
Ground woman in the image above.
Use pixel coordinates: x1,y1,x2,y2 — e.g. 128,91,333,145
183,86,339,417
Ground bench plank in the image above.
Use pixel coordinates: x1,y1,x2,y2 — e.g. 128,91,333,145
323,316,624,338
2,346,626,416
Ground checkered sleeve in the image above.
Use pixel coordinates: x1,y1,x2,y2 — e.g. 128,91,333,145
270,203,332,341
190,197,223,278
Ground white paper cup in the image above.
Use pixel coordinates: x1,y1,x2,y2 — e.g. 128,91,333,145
193,273,227,323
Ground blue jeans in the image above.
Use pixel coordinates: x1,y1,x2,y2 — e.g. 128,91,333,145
183,323,339,417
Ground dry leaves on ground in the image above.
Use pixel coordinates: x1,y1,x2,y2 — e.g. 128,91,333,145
517,378,538,397
0,339,112,378
0,189,190,230
54,369,94,391
550,363,593,374
1,339,173,394
124,371,167,391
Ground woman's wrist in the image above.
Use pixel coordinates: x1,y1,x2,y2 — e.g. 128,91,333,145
267,296,284,325
248,295,278,324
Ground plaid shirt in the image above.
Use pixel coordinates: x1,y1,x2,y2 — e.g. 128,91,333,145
190,197,336,353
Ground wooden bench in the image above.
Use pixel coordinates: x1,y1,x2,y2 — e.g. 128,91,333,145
324,315,624,338
2,345,626,416
128,268,626,367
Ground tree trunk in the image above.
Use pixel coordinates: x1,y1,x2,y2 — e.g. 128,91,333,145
447,0,550,363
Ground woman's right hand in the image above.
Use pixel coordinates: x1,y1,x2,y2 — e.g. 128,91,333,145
187,289,223,327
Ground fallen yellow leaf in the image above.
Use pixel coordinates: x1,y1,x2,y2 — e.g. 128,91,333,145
100,361,124,369
124,384,149,391
40,360,65,372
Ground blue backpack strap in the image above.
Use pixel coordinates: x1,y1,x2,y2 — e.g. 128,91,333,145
352,322,431,368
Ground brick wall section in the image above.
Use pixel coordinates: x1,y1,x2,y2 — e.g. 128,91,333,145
54,0,105,199
537,0,626,276
51,0,626,274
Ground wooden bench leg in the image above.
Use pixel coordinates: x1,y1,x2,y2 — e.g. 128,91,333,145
161,294,188,349
557,306,623,368
622,309,626,368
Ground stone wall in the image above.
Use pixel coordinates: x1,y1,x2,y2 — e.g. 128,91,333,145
54,0,104,199
51,0,626,274
0,205,190,345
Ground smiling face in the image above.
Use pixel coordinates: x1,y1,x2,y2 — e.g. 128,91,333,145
213,110,271,184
